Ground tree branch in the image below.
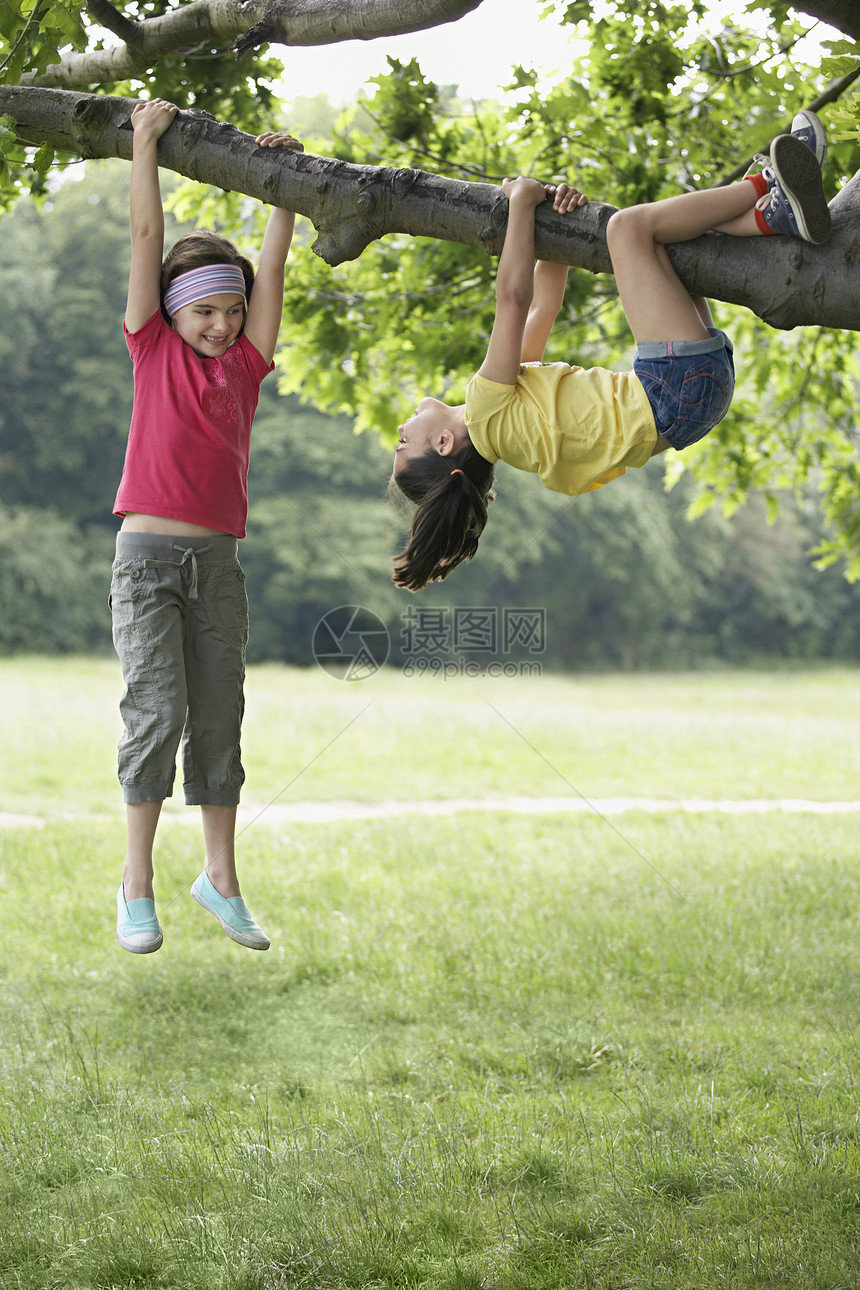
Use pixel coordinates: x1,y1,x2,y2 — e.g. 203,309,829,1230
2,88,857,331
15,0,859,92
85,0,143,48
232,0,484,57
21,0,485,88
791,0,860,41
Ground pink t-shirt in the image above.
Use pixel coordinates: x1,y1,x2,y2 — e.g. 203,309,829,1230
113,311,273,538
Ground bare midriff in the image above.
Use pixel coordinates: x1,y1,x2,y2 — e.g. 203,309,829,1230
120,513,228,537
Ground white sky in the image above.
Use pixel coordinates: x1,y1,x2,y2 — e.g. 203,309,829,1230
277,0,572,104
275,0,834,107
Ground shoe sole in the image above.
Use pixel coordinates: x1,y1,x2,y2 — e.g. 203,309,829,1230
117,929,163,954
191,884,270,950
771,134,831,244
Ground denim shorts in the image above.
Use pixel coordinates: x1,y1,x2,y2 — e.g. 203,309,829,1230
110,533,249,806
633,328,735,451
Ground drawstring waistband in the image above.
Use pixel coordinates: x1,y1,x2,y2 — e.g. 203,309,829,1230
115,533,239,600
172,544,212,600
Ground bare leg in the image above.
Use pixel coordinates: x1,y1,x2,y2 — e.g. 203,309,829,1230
645,284,718,460
191,803,269,950
201,804,241,898
123,800,163,900
606,181,761,344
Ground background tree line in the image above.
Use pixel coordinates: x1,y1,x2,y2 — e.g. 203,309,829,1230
1,0,860,573
0,118,859,671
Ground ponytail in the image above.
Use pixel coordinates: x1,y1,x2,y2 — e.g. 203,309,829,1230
389,442,495,592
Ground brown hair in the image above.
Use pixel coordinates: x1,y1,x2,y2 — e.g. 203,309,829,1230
160,231,255,324
389,439,495,592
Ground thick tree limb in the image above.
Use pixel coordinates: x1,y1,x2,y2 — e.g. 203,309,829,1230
231,0,483,58
22,0,484,88
794,0,860,40
3,87,858,331
16,0,860,91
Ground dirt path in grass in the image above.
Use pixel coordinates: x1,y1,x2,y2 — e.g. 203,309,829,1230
4,796,860,829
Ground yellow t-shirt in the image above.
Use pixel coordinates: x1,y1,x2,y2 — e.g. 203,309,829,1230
465,362,657,496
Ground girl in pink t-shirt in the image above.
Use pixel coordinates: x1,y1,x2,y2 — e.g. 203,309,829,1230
113,98,301,956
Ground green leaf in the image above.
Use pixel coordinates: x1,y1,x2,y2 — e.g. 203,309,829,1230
32,140,52,172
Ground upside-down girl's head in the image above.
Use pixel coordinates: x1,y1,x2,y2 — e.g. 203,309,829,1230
389,398,495,591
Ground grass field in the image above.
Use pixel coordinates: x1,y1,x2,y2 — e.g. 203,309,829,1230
2,659,859,1289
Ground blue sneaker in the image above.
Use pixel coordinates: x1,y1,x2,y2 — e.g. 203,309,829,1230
116,882,163,954
191,869,270,950
745,109,826,198
755,133,831,244
790,108,827,167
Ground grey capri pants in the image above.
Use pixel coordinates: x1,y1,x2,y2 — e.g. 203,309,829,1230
110,532,248,806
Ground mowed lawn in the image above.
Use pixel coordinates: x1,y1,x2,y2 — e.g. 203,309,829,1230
1,658,859,1289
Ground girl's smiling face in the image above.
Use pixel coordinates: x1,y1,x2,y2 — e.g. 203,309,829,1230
393,398,468,473
170,292,246,357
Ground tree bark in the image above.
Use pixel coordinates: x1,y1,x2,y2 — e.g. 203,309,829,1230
795,0,860,39
22,0,484,87
17,0,860,90
3,87,858,331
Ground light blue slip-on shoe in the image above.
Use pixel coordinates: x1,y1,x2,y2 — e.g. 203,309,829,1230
191,870,270,950
116,882,163,954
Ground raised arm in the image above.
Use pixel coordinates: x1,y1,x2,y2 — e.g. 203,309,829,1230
478,179,589,384
242,130,303,366
521,184,588,363
125,98,177,334
477,176,546,386
520,261,570,363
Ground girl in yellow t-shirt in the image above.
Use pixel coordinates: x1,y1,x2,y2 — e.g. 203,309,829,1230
390,113,830,592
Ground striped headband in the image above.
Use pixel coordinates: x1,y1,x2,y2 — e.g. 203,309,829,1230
163,264,247,316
